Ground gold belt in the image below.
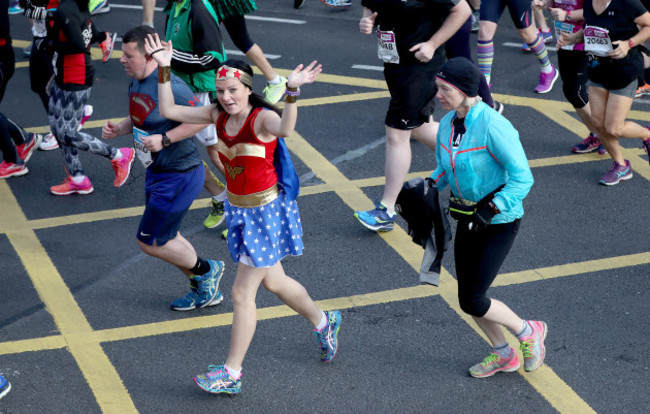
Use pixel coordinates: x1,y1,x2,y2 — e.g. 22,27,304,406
227,184,280,208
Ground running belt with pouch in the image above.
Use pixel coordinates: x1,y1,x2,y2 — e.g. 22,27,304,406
448,184,505,222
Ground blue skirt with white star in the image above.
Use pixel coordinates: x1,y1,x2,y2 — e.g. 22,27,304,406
224,192,304,267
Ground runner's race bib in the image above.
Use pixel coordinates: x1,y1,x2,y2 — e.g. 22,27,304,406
377,30,400,64
584,25,612,57
554,21,576,51
133,127,153,168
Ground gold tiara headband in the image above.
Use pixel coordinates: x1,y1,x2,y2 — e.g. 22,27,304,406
216,65,253,88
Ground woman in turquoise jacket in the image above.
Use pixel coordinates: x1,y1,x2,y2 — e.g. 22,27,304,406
430,57,547,379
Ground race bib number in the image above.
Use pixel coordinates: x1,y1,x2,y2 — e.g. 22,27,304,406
554,21,576,51
377,30,400,64
584,25,612,57
133,127,153,168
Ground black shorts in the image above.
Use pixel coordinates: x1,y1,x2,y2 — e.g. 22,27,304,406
480,0,533,30
384,63,441,130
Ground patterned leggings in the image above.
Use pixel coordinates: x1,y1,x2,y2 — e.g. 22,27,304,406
48,82,118,177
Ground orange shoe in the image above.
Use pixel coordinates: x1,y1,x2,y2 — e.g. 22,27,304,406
16,133,43,163
99,32,116,63
111,147,135,188
50,175,94,195
635,83,650,98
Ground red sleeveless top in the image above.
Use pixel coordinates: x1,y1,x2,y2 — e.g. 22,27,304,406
216,107,278,197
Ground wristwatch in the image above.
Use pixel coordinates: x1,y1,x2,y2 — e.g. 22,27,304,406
162,132,171,148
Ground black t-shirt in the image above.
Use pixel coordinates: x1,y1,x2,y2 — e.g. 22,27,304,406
583,0,647,88
361,0,460,66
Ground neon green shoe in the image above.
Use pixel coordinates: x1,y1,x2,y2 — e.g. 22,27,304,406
203,199,225,229
262,76,288,104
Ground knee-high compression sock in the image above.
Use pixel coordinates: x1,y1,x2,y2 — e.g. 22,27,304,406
527,34,553,72
477,39,494,85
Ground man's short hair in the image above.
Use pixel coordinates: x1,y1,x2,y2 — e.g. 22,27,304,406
122,25,157,56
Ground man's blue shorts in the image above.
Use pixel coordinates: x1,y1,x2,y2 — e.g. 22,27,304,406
137,164,205,246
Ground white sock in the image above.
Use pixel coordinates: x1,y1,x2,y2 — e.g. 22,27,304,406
71,175,86,184
213,191,227,202
315,311,328,331
224,364,241,379
516,320,532,339
541,64,554,74
267,75,282,85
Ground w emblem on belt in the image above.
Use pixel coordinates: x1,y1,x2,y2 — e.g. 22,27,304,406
225,164,244,180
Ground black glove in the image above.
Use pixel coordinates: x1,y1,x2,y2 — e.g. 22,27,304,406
19,0,32,9
473,200,499,227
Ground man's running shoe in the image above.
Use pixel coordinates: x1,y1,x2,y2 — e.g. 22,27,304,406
519,320,548,372
111,147,135,188
194,365,242,394
262,76,288,104
16,133,43,163
313,310,342,362
643,137,650,165
572,133,600,153
8,1,22,14
599,160,633,186
78,105,93,131
294,0,306,8
99,32,117,63
635,83,650,98
90,0,110,14
534,64,559,94
469,349,520,378
204,199,225,228
50,175,94,195
171,277,223,311
195,260,225,308
493,101,504,114
0,374,11,400
321,0,351,7
598,144,608,155
39,132,59,151
354,201,396,232
0,161,28,179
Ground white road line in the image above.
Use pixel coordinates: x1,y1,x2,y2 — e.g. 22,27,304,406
352,64,383,71
107,3,306,24
503,41,557,52
225,49,280,60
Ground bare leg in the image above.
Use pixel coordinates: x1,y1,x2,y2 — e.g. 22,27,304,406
137,232,197,277
381,126,413,212
472,299,524,347
245,44,279,82
142,0,155,26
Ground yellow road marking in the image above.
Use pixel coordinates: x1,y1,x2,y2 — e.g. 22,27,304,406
0,181,138,413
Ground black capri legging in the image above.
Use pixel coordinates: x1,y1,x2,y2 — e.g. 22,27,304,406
557,49,589,109
455,219,520,317
223,15,254,53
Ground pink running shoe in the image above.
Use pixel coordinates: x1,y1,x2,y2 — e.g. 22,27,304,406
99,32,116,63
469,349,520,378
78,105,93,131
519,320,548,372
16,133,43,162
535,65,559,94
111,147,135,188
50,175,94,195
0,161,28,178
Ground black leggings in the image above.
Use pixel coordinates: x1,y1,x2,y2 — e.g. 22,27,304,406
0,112,28,164
223,14,254,53
29,38,55,112
557,49,589,109
0,45,15,103
455,219,520,317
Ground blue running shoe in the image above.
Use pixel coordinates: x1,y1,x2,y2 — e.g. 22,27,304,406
171,277,224,311
313,310,342,363
8,1,22,14
0,374,11,400
194,365,241,394
354,202,396,232
196,260,225,308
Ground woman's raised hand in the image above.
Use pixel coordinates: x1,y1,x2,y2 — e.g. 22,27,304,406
144,33,173,67
286,61,322,89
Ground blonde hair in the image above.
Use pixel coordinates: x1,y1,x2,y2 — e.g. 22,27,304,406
462,95,482,108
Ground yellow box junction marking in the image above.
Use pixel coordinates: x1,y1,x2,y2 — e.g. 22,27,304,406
3,63,650,413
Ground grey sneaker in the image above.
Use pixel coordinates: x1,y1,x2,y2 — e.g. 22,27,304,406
469,349,520,378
